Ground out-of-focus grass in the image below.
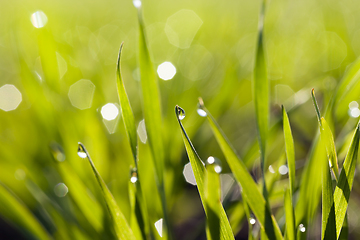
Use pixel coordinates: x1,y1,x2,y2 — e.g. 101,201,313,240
2,0,360,239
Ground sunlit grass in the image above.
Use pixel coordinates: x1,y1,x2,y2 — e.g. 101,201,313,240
2,0,360,239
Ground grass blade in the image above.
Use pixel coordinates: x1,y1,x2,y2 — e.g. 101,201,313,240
284,189,295,240
116,42,138,162
0,183,52,240
282,106,296,196
205,161,223,240
333,123,360,239
117,43,150,239
78,143,136,240
136,6,164,183
175,105,235,240
198,101,283,240
321,148,336,240
253,26,269,181
312,89,339,180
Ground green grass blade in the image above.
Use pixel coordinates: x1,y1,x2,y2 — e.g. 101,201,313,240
282,106,296,196
320,118,340,180
253,30,269,179
242,199,254,240
175,106,235,240
205,162,225,240
198,101,283,240
284,189,295,240
312,89,340,180
321,147,336,240
311,89,321,123
78,143,136,240
333,123,360,239
0,183,52,240
116,42,138,162
137,6,164,183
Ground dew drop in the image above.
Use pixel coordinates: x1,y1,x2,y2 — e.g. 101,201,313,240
77,143,87,158
249,217,256,225
299,223,306,233
197,105,207,118
197,98,207,117
130,168,138,183
206,156,222,173
133,0,141,9
176,106,186,120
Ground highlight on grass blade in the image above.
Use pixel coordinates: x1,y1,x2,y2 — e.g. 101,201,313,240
77,142,136,240
175,105,235,240
197,99,283,240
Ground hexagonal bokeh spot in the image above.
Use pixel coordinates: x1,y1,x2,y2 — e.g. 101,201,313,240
0,84,22,111
183,162,196,185
68,79,95,110
165,9,203,49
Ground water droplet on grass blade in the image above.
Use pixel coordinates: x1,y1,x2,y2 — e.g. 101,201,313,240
133,0,141,8
206,156,222,173
77,143,87,158
176,106,186,120
249,217,256,225
130,168,138,183
197,97,207,117
299,223,306,232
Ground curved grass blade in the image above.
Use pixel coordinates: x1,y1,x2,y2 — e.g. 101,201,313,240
282,106,295,196
117,43,150,239
78,143,136,240
116,42,137,162
333,123,360,239
284,189,295,240
175,105,235,240
198,100,283,240
0,183,52,240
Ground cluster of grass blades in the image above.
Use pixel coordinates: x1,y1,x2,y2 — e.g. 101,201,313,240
3,1,360,240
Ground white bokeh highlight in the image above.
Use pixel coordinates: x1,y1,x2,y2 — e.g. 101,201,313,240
0,84,22,111
157,62,176,80
155,218,163,237
137,119,147,143
101,103,119,120
183,162,196,185
31,11,48,28
68,79,95,110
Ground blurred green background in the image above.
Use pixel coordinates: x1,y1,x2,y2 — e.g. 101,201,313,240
2,0,360,239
